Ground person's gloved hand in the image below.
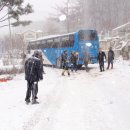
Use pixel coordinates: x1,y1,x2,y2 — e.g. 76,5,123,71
34,82,37,84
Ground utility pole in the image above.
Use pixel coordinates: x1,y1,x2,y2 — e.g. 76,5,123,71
8,7,13,54
8,7,14,66
67,0,70,33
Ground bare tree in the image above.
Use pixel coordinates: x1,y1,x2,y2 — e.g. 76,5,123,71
43,0,130,35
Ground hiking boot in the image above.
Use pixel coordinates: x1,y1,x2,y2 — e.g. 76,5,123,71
35,96,38,99
25,99,30,104
32,99,39,104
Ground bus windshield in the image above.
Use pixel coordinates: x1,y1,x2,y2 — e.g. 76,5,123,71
79,31,97,41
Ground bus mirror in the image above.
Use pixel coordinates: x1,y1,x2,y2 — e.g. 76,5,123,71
86,43,92,47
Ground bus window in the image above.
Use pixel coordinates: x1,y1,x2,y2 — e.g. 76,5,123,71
38,40,44,49
79,31,97,41
46,39,53,48
54,37,60,48
40,40,46,48
69,34,74,47
36,41,41,49
91,32,97,40
61,36,69,47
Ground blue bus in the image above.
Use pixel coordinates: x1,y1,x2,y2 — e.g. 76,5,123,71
27,29,99,68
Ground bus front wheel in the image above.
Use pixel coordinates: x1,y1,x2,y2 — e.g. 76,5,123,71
77,64,82,69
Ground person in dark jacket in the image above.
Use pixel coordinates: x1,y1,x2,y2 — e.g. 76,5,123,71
98,48,106,72
61,50,70,76
70,51,75,72
107,47,114,69
25,50,43,104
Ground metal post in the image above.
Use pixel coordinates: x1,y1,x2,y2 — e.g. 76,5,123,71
8,7,12,53
8,7,14,66
67,0,70,33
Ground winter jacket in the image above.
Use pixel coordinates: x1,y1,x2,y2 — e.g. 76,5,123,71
108,50,114,61
70,53,75,64
98,51,106,63
61,53,69,69
25,56,43,82
75,55,79,64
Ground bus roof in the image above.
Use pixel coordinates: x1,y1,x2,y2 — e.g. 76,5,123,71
29,32,75,42
29,29,97,43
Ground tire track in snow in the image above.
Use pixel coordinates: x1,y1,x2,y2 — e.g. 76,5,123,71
22,68,69,130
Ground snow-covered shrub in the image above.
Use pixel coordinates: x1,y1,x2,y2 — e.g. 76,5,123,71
0,65,24,75
2,58,10,66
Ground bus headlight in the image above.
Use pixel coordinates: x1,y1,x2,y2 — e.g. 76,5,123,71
86,43,92,47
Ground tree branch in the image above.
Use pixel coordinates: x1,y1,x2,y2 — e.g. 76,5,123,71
0,24,9,28
0,6,16,21
0,17,11,22
0,1,33,28
0,13,8,21
0,2,8,12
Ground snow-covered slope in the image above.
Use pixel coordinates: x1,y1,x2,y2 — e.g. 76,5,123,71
0,59,130,130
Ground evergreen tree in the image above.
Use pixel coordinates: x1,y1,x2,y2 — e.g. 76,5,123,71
0,0,33,28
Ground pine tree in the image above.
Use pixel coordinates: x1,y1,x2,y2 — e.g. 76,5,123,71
0,0,33,28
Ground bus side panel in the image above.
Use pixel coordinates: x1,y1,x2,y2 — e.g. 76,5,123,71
42,48,59,65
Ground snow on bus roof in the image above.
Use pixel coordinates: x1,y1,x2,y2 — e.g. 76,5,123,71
29,32,75,42
29,29,97,43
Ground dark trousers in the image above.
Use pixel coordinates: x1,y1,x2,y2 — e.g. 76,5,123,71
99,61,104,71
70,64,74,72
107,60,113,69
25,81,38,102
73,63,77,71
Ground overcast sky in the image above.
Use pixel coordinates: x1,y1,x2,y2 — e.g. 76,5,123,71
0,0,65,36
24,0,65,21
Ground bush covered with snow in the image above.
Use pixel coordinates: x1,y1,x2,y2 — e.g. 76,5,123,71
0,64,24,75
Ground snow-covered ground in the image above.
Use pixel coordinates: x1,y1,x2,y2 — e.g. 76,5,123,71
0,59,130,130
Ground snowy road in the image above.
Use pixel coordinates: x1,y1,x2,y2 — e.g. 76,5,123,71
0,60,130,130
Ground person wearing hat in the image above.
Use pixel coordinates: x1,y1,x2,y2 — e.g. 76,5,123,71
24,50,43,104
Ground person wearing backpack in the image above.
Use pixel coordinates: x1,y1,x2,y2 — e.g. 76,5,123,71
24,51,43,104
